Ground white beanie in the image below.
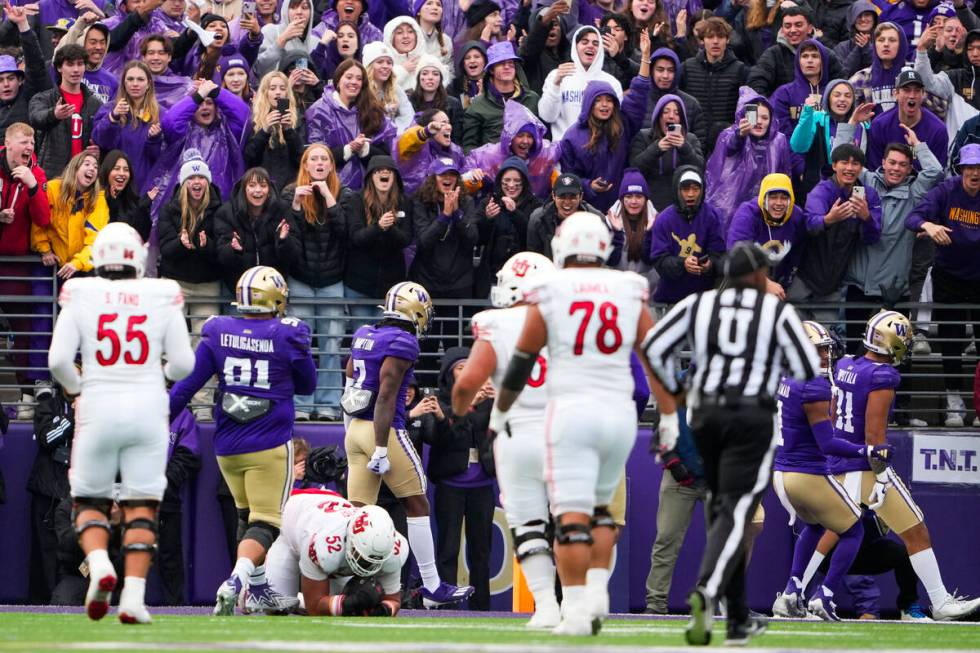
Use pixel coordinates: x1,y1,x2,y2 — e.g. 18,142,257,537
415,53,448,86
179,149,212,185
363,41,395,69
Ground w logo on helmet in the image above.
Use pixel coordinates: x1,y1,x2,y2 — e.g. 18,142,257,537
895,322,907,337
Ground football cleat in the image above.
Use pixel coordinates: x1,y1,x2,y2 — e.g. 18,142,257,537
213,574,243,616
525,602,561,629
421,582,474,608
724,615,768,646
685,587,713,646
807,586,840,622
552,593,596,636
84,568,117,621
772,591,806,618
931,593,980,621
901,603,932,622
118,603,152,625
241,583,300,615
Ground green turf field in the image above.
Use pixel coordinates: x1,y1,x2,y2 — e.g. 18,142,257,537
2,613,980,653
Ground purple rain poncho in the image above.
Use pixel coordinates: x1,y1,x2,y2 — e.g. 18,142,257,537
463,100,562,199
705,86,793,228
153,74,196,111
91,104,165,193
305,84,397,190
397,131,467,196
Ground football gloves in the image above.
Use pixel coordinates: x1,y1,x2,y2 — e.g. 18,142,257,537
367,447,390,475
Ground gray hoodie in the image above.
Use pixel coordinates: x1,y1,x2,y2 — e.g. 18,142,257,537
255,0,318,77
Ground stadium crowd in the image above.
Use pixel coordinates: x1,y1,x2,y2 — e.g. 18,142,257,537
2,0,980,622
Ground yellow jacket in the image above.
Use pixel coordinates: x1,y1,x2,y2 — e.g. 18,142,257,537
31,179,109,272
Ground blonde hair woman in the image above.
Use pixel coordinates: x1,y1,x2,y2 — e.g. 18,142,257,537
92,61,163,192
363,41,414,132
245,71,304,190
277,143,350,420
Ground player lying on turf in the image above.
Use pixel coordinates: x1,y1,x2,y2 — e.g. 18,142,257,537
263,490,408,616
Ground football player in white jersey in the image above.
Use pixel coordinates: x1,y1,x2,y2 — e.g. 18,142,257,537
47,223,195,624
491,213,680,636
450,251,560,629
264,491,409,617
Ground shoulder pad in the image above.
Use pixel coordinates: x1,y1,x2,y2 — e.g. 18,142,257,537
870,364,901,391
802,376,832,403
470,309,496,341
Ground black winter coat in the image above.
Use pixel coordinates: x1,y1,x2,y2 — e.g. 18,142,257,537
277,185,349,289
473,191,540,298
429,346,494,482
344,193,413,297
27,385,72,500
747,39,843,98
0,28,51,134
213,180,289,291
680,49,750,152
106,191,152,242
162,445,201,512
243,121,306,191
28,85,103,181
409,193,480,298
157,184,223,284
526,199,603,261
518,8,571,97
629,129,705,211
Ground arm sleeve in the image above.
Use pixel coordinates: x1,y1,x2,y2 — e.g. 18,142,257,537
19,26,52,95
163,308,195,381
789,105,818,154
537,73,562,125
812,418,867,457
776,303,822,380
48,304,82,395
33,394,73,451
640,294,697,393
161,94,199,141
905,185,941,231
909,141,945,196
913,49,953,101
289,321,318,396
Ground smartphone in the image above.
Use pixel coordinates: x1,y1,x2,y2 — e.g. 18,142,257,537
851,186,866,201
698,255,710,265
600,25,611,36
745,103,758,127
295,57,308,70
668,123,681,133
242,0,256,16
276,97,289,114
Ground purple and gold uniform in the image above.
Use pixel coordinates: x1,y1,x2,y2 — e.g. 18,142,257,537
831,355,923,534
774,376,863,533
169,315,316,527
344,324,427,505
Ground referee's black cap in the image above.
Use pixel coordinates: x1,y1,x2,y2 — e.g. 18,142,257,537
723,242,771,278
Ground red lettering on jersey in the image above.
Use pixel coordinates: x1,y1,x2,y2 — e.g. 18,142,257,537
172,291,185,307
351,513,368,535
308,539,319,567
115,292,140,306
324,535,342,554
511,258,531,277
572,283,610,294
527,355,547,387
393,538,401,555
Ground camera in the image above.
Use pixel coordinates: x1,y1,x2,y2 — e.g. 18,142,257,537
34,379,55,401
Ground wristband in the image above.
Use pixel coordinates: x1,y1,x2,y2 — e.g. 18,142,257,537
374,446,388,457
875,468,890,483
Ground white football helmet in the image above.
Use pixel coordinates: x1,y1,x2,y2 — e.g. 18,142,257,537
490,251,555,308
92,222,147,278
345,506,396,577
550,211,611,268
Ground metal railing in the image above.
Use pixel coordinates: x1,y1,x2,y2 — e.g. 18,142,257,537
2,257,978,425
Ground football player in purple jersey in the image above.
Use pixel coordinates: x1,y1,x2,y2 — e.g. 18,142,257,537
169,266,317,616
771,320,891,621
828,311,980,621
342,282,474,608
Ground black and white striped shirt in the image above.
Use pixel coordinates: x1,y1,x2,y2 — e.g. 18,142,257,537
642,287,821,406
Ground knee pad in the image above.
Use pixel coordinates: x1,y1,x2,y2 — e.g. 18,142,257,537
555,521,593,546
591,506,617,530
236,508,250,542
119,499,160,510
512,520,552,563
72,497,113,538
122,517,159,556
243,520,279,551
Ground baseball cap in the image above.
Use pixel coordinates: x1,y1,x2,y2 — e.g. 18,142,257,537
427,156,460,176
959,144,980,166
46,18,74,33
553,173,583,196
678,169,703,187
896,69,924,89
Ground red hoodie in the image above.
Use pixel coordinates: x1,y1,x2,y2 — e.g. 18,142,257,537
0,147,50,256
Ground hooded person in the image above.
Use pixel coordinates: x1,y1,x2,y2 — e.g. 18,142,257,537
413,0,456,81
396,107,467,195
836,0,880,77
473,156,542,298
648,165,726,304
53,21,116,105
256,0,319,78
881,0,942,60
849,21,910,113
642,47,708,147
630,92,705,211
171,13,259,81
726,173,807,292
705,86,793,228
559,74,652,212
383,15,428,92
791,78,870,200
605,167,659,293
519,3,573,95
464,99,562,199
148,80,249,220
312,0,384,46
140,35,197,112
460,41,539,152
449,40,487,109
770,39,833,142
408,54,465,139
538,24,624,141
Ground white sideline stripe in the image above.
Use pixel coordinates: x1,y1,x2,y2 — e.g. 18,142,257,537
2,644,977,653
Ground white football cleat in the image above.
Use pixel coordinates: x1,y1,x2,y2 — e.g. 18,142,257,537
526,603,561,629
932,594,980,621
84,562,117,622
552,595,597,636
118,603,152,625
772,591,806,618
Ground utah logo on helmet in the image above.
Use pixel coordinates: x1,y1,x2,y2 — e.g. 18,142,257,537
550,212,612,268
92,222,147,278
863,310,913,365
490,251,555,308
345,506,396,577
233,266,289,316
381,282,434,337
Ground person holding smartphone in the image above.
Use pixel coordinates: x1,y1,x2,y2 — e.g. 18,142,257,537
244,72,304,190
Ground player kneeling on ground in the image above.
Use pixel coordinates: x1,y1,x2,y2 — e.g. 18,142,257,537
48,223,195,624
264,492,408,616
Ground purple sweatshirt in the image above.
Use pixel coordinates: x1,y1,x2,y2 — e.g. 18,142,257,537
169,316,316,456
168,408,200,460
905,176,980,281
311,9,383,44
866,106,948,171
649,200,726,303
726,201,808,287
770,39,832,143
559,75,652,211
882,0,936,59
804,176,883,244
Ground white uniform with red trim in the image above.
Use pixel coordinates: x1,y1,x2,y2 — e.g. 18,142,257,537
523,267,647,516
471,306,550,526
266,491,409,599
48,277,192,500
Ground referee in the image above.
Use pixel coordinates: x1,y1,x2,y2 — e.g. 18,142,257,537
642,242,821,646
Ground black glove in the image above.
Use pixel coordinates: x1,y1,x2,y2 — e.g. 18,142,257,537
661,448,695,487
364,602,395,617
340,576,383,615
